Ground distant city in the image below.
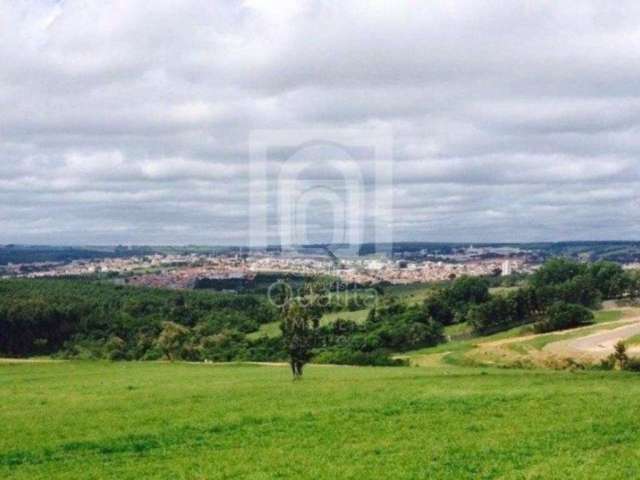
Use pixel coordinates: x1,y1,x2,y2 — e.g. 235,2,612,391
3,241,640,290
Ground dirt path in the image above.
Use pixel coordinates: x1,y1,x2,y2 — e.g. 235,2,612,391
544,317,640,358
463,310,640,367
476,315,632,349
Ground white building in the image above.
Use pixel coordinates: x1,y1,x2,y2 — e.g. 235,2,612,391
501,260,513,276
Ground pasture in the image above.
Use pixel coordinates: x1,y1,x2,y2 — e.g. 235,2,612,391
2,360,640,479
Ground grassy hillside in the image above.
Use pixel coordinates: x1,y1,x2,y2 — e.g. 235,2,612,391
2,361,640,479
384,282,437,304
401,308,637,370
319,308,369,325
249,309,371,340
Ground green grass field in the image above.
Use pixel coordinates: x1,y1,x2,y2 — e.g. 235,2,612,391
319,309,369,325
248,310,370,340
246,320,282,340
384,283,436,304
2,360,640,479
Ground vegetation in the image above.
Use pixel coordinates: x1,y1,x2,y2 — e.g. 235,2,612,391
533,302,594,333
0,258,637,367
320,308,369,326
0,276,445,366
291,296,445,367
421,276,490,326
0,279,278,361
3,256,640,476
515,313,629,352
593,309,624,324
468,259,635,334
612,341,629,369
281,299,319,379
3,361,640,479
624,333,640,347
313,348,407,366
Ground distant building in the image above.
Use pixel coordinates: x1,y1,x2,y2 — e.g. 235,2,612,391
501,260,513,276
367,259,385,270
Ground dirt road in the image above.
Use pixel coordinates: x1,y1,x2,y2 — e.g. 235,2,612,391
544,317,640,358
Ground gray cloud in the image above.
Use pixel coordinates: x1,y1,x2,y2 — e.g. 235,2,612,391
1,0,640,245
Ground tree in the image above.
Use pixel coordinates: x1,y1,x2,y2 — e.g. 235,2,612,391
468,295,519,334
533,302,594,333
280,299,319,379
442,276,490,322
105,336,127,360
530,258,587,288
558,275,601,309
155,321,190,361
629,271,640,299
422,291,455,325
588,261,626,299
610,341,629,370
447,276,490,308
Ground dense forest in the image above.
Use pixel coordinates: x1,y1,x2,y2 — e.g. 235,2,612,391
0,259,638,365
0,280,278,360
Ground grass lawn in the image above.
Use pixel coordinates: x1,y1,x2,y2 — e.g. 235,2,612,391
246,321,282,340
443,321,474,338
488,286,520,295
2,361,640,479
625,334,640,347
319,309,369,326
593,309,624,324
248,310,370,340
384,283,436,304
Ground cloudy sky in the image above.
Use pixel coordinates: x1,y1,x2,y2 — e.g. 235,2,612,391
2,0,640,245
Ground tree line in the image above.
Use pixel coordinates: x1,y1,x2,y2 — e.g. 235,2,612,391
1,259,637,375
466,259,638,334
0,279,278,360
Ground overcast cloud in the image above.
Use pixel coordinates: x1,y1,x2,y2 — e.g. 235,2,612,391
2,0,640,245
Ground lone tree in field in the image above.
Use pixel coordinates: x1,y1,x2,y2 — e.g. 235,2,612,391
280,297,319,380
611,340,629,370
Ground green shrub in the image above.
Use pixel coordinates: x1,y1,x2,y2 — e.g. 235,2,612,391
597,356,615,371
623,357,640,372
105,336,128,361
313,348,407,366
533,302,594,333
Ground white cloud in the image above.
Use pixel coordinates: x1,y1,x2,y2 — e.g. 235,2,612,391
1,0,640,244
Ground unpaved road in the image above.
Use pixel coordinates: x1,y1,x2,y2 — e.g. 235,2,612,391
544,317,640,358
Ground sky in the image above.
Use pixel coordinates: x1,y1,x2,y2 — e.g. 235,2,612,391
1,0,640,245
